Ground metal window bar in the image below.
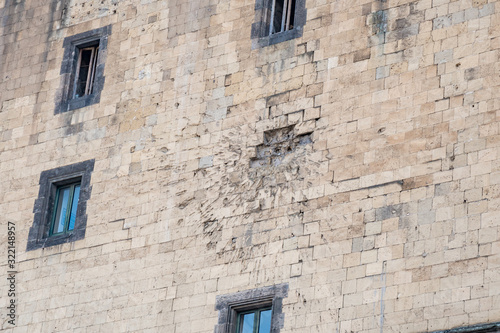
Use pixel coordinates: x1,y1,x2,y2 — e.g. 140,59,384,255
285,0,293,30
269,0,276,35
87,46,99,95
281,0,289,32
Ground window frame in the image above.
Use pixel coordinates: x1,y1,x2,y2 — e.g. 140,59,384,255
55,25,111,114
268,0,295,35
73,45,99,98
214,283,288,333
251,0,306,48
27,160,95,251
49,181,81,236
236,306,273,333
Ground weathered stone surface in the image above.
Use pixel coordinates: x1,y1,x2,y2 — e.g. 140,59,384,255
0,0,499,332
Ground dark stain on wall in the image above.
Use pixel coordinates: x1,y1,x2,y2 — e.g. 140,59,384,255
0,0,26,80
369,1,423,45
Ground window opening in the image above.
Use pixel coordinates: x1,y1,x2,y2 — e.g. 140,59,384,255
74,46,99,98
236,307,272,333
56,25,111,113
251,0,304,48
50,183,81,235
270,0,295,35
214,283,288,333
27,159,94,251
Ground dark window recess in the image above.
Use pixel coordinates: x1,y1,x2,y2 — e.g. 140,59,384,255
74,46,99,98
27,160,94,251
55,25,111,114
251,0,306,48
270,0,295,35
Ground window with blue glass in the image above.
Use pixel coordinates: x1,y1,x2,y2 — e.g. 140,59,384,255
214,284,288,333
27,160,94,251
55,25,111,114
50,183,81,236
237,307,272,333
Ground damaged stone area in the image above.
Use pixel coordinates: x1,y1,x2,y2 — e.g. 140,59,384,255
250,125,313,168
367,1,424,43
2,0,500,331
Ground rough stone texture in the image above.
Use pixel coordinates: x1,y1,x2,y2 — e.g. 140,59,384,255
1,0,500,332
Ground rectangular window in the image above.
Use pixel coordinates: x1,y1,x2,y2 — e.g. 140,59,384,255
74,46,99,98
269,0,295,35
56,25,111,113
50,183,81,235
237,307,272,333
251,0,305,48
27,160,95,251
215,284,288,333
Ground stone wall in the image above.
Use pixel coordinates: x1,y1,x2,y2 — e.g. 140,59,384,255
1,0,499,331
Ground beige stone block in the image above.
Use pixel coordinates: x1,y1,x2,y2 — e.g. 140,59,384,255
343,253,361,268
481,211,500,228
365,221,382,236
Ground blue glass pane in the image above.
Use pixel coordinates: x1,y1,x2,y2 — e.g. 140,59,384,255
55,187,70,233
68,185,80,231
259,310,272,333
241,313,255,333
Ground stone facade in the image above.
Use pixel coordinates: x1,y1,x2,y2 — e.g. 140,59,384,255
1,0,499,332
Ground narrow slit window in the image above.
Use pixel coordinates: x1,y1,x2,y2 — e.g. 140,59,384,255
50,183,81,236
74,46,99,98
270,0,295,35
